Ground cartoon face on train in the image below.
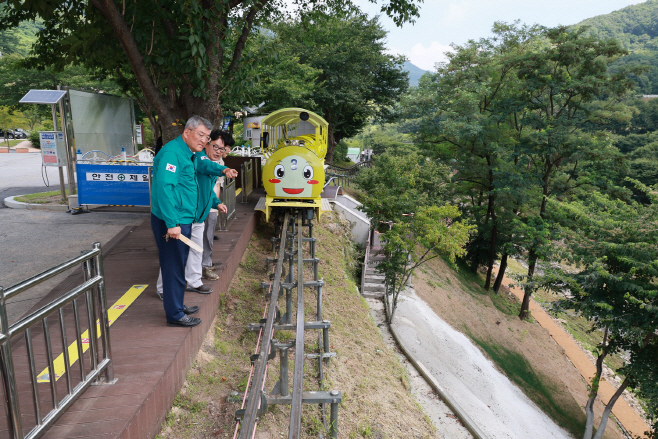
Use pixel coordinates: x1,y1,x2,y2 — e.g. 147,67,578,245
263,145,325,199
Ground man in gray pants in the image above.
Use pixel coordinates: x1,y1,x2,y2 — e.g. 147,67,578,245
202,130,234,279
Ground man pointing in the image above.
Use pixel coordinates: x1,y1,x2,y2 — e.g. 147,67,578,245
150,115,211,327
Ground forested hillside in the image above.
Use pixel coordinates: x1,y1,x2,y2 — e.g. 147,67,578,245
0,12,40,57
578,0,658,94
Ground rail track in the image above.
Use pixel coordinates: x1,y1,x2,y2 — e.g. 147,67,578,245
233,209,341,439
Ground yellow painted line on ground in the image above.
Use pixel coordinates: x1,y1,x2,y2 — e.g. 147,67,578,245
37,284,148,383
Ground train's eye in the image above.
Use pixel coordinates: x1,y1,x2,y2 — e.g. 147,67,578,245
303,165,313,180
275,164,285,178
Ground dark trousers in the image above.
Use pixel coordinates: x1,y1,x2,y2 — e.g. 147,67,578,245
151,214,192,322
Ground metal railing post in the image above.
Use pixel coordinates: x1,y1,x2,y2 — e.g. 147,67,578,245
93,242,114,382
0,286,24,439
0,244,114,439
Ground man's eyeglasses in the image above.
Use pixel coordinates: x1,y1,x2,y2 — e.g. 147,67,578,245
211,144,224,151
189,129,210,142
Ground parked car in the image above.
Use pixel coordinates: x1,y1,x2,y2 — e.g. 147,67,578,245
13,128,28,139
0,128,16,139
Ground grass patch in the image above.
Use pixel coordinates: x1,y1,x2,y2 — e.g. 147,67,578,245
0,139,30,148
468,332,586,438
14,190,69,205
441,257,520,316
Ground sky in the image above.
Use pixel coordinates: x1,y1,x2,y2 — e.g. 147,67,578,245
352,0,648,70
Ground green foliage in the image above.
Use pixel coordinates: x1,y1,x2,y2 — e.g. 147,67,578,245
1,0,422,142
355,150,451,229
401,21,639,311
629,142,658,186
544,186,658,438
578,0,658,93
254,10,408,163
344,122,414,156
0,10,41,57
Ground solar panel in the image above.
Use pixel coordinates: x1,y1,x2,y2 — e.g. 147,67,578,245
19,90,68,105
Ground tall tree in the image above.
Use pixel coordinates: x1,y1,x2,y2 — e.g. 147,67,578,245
401,22,541,291
515,26,639,319
543,185,658,439
256,10,409,163
355,150,473,322
1,0,419,142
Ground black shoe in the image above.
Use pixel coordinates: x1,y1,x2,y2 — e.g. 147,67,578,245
167,315,201,327
186,284,213,294
213,234,219,240
183,305,199,315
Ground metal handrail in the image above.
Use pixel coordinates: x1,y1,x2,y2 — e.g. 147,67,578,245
241,161,254,203
0,242,114,439
361,232,371,294
324,160,371,188
218,177,237,231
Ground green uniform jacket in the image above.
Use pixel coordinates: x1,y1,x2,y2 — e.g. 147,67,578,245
151,136,198,228
195,150,228,223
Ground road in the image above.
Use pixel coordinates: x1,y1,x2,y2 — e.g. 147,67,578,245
0,153,148,324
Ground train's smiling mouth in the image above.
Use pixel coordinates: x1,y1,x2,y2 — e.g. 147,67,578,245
283,188,304,194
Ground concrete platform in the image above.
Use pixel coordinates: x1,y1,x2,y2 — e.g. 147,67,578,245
0,197,260,439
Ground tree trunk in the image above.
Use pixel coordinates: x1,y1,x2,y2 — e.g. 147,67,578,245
592,377,630,439
90,0,178,136
521,162,551,319
493,253,508,293
584,328,608,439
326,125,336,164
485,221,497,290
519,249,537,320
583,392,596,439
483,164,496,290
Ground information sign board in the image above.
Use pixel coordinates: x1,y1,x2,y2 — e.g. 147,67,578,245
39,131,66,167
77,163,151,206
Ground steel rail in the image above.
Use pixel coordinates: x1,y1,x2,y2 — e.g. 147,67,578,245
238,212,290,439
4,248,100,300
289,216,306,439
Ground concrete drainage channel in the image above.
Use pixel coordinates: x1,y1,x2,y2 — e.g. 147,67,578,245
365,294,476,439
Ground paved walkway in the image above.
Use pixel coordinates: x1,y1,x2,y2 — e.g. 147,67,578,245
500,273,650,438
0,197,259,439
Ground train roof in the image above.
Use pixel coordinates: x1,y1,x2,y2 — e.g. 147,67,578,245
260,108,328,129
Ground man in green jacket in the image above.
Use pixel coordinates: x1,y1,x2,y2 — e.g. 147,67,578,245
151,115,217,327
184,130,237,291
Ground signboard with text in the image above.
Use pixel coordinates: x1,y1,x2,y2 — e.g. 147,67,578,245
39,131,66,167
77,163,151,206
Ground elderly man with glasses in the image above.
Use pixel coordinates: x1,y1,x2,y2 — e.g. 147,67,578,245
200,130,235,280
150,116,236,328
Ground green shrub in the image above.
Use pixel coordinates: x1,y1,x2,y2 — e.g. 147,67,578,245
28,130,40,147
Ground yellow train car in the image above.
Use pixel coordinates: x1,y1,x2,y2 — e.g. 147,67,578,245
257,108,328,222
